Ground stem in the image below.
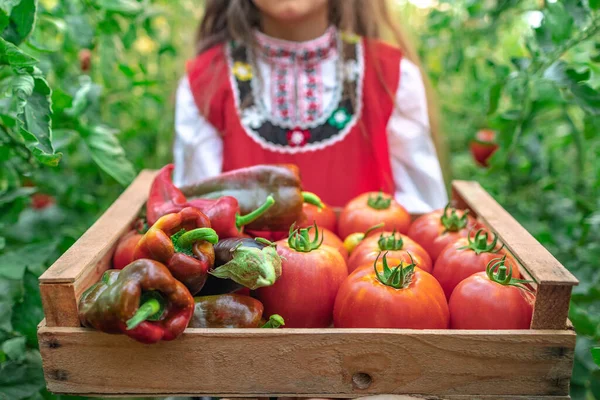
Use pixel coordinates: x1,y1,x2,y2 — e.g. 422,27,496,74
261,314,285,328
364,223,385,238
126,292,166,330
302,192,324,209
533,14,600,76
176,228,219,248
367,192,392,210
496,265,508,281
235,195,275,228
287,222,323,252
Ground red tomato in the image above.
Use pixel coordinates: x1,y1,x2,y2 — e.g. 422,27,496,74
255,230,348,328
79,49,92,72
407,206,477,262
433,230,519,299
306,226,348,262
338,192,410,240
470,129,499,167
297,202,337,233
334,255,449,329
31,193,55,209
449,259,534,329
347,231,431,274
112,230,143,269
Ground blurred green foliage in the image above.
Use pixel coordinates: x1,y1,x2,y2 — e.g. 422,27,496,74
0,0,599,399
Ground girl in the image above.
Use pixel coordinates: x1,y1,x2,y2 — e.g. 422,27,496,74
173,0,448,213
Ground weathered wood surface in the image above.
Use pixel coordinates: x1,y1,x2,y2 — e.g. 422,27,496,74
452,181,578,330
38,324,575,398
451,181,578,286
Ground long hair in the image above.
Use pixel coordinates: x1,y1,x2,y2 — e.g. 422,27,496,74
195,0,449,184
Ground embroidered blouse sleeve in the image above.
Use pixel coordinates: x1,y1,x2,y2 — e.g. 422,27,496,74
387,59,448,214
172,76,224,187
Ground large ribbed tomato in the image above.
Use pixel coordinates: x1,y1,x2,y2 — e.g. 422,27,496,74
338,192,410,240
449,257,534,329
407,205,477,262
255,226,347,328
433,230,519,299
347,231,431,273
334,254,449,329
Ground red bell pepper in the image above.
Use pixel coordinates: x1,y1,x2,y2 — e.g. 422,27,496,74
147,164,277,238
187,195,275,238
78,259,194,344
133,207,218,295
146,164,188,226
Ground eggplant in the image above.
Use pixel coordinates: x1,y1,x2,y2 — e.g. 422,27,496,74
199,238,282,296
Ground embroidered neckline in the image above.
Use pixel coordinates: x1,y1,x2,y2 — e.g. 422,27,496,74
254,26,337,65
248,34,343,129
226,32,365,154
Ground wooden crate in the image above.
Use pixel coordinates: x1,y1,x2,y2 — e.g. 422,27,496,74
37,171,578,399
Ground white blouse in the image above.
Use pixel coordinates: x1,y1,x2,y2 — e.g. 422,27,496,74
173,30,447,214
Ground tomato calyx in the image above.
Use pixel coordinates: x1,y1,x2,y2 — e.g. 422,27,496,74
302,191,324,209
288,222,324,252
374,252,417,290
440,204,469,233
486,257,534,292
459,229,504,255
377,230,404,251
367,191,392,210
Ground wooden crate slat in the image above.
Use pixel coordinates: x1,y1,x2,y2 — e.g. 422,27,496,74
39,169,157,284
451,181,578,286
38,325,575,397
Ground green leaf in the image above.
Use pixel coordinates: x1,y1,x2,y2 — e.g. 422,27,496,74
0,278,22,332
535,2,574,52
65,77,93,118
544,62,590,86
0,240,58,280
566,67,591,83
96,0,144,15
571,84,600,115
18,76,61,166
591,0,599,10
81,125,136,186
0,0,22,33
563,0,591,27
1,337,26,361
0,187,36,206
21,76,52,154
2,0,36,46
487,82,503,115
12,271,43,346
0,355,45,399
0,37,36,68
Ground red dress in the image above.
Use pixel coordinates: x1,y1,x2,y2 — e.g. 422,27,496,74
186,30,402,207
